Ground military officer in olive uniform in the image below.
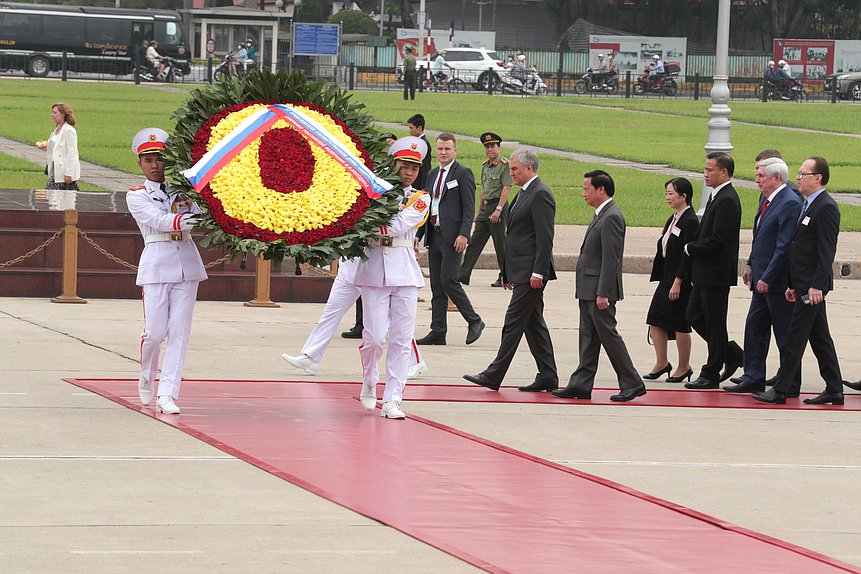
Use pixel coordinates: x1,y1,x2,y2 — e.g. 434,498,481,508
458,132,512,287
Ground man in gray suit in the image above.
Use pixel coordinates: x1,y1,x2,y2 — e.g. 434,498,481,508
552,170,646,402
463,148,558,391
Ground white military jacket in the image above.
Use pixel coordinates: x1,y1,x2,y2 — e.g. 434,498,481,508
353,188,429,288
126,179,208,286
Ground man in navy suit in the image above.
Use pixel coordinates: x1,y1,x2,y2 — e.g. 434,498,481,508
754,156,844,405
415,133,484,345
723,157,801,394
683,152,743,389
463,148,558,391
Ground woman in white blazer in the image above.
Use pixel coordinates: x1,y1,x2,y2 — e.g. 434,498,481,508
37,102,81,190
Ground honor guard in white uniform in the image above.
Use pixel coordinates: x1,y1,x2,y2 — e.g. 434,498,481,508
127,128,207,414
281,256,426,378
353,136,430,419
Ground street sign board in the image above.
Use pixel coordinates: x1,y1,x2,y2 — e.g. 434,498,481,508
293,23,340,57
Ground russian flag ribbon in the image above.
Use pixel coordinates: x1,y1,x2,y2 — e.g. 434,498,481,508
181,104,392,199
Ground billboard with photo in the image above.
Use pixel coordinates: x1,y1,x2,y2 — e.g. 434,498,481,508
773,39,835,83
589,35,687,79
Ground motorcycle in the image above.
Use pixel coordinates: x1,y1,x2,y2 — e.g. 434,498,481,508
574,68,618,95
755,77,807,102
136,56,183,83
634,62,680,96
213,52,256,82
497,65,548,96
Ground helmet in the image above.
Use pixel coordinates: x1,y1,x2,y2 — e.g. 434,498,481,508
246,37,254,44
598,53,604,58
768,60,775,66
238,44,245,49
150,40,158,45
652,54,659,60
517,54,526,61
778,59,786,66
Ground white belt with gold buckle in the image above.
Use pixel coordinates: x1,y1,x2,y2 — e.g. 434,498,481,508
145,232,191,244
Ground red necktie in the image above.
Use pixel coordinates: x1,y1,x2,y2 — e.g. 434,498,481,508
430,167,446,226
758,199,769,223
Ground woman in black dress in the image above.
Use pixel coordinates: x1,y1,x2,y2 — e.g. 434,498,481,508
644,178,699,382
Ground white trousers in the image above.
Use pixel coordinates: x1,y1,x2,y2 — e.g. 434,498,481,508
359,285,420,404
302,275,423,366
140,281,199,400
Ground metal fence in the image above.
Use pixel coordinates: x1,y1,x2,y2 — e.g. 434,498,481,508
1,51,856,104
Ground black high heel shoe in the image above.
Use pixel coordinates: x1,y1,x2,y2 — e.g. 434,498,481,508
666,368,694,383
642,363,672,380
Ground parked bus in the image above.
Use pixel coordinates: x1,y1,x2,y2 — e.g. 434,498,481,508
0,2,190,77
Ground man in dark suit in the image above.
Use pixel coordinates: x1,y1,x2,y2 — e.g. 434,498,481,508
683,152,743,389
407,114,432,191
415,132,484,345
724,157,802,394
552,170,646,402
754,156,844,405
463,149,557,391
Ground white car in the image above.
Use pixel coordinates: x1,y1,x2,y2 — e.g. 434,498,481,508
410,48,505,91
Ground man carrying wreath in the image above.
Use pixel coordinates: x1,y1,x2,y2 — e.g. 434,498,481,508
352,136,431,419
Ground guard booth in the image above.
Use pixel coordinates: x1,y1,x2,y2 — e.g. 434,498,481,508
190,5,290,72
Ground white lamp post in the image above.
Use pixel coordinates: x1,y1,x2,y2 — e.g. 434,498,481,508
701,0,732,213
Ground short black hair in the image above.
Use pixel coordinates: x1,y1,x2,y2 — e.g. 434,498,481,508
407,114,425,129
584,169,615,197
706,152,734,177
808,156,830,185
665,177,694,206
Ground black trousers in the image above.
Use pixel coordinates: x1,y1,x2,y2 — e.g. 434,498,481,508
687,285,739,381
458,202,507,284
483,283,556,384
427,229,480,334
741,290,797,387
403,70,416,100
774,297,842,395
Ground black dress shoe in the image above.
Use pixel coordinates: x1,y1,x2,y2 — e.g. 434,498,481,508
340,325,363,339
765,372,779,387
466,319,485,345
463,373,500,391
666,368,693,383
803,391,844,405
729,376,743,384
642,363,671,380
752,388,787,404
610,385,647,402
843,379,861,391
685,377,719,390
551,387,591,399
491,276,503,288
518,379,559,392
416,331,446,345
718,341,744,382
722,380,765,393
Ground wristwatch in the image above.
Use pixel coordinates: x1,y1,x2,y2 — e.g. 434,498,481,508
495,206,503,212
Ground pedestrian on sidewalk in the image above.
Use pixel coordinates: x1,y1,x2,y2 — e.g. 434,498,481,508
36,102,80,191
127,128,207,415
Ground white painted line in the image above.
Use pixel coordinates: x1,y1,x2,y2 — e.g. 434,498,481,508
270,550,397,555
0,392,27,395
0,455,235,461
554,460,861,470
71,550,203,555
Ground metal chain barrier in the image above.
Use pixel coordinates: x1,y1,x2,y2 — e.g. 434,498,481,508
78,229,138,270
0,228,64,269
78,229,232,271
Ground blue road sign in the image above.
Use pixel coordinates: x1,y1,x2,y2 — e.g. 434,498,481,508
293,23,340,57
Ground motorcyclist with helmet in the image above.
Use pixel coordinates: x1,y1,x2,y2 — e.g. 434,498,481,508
232,43,248,77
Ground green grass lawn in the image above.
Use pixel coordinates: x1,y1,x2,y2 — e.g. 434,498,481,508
1,79,859,228
0,152,106,191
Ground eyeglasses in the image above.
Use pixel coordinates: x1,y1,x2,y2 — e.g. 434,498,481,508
796,171,819,178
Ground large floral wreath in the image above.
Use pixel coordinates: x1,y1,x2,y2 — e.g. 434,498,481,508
164,70,401,267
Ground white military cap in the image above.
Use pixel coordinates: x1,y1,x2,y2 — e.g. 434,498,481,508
388,136,427,164
131,127,169,156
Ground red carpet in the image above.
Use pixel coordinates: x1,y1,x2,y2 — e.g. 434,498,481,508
64,378,860,573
